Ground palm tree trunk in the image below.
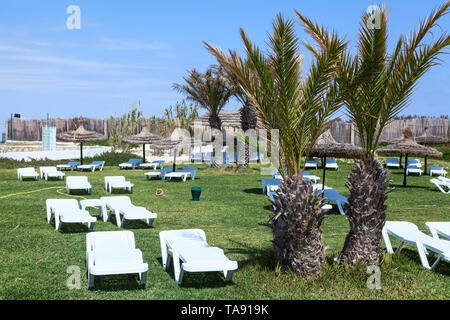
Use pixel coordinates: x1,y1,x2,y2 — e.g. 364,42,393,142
339,158,390,267
209,113,222,168
238,104,257,169
260,177,327,275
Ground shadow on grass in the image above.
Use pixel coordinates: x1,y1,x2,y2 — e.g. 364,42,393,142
243,188,264,195
108,215,154,229
154,257,234,289
226,239,277,271
391,248,450,276
88,274,146,292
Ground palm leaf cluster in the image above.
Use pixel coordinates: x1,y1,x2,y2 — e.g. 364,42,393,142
206,14,347,178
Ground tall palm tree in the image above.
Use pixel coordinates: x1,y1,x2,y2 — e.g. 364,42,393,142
215,60,258,168
297,2,450,267
173,68,234,167
205,14,346,274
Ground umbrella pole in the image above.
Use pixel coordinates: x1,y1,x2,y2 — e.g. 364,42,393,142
403,153,408,187
80,142,83,165
172,148,177,171
143,144,146,163
399,153,403,168
424,155,428,175
322,157,326,192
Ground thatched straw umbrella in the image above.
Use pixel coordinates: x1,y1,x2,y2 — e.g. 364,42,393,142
309,129,363,191
57,120,107,164
377,127,443,187
149,137,185,171
416,127,447,174
122,120,162,163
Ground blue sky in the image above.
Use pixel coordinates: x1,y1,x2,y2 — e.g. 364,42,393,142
0,0,449,128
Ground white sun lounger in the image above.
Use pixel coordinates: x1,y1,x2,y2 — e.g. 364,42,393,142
429,178,450,194
304,158,319,169
164,172,190,182
86,231,148,288
104,176,134,193
385,157,401,169
46,199,96,231
438,176,450,184
382,221,450,270
428,166,447,177
100,196,157,228
425,222,450,240
159,229,238,285
40,166,65,180
325,158,339,170
66,176,92,194
406,165,423,176
17,167,39,181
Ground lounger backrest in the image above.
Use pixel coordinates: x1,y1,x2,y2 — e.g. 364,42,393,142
323,189,347,202
386,158,399,164
91,161,105,170
68,162,80,166
19,167,36,174
87,231,135,253
129,159,142,165
407,164,420,169
50,199,80,212
160,229,207,245
306,158,318,164
161,168,174,175
326,158,336,164
67,176,89,185
101,196,133,210
428,166,443,171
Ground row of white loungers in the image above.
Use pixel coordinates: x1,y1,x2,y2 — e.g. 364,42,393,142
86,229,238,288
47,196,157,231
383,221,450,270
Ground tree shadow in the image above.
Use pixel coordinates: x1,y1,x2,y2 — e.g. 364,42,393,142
225,239,277,271
243,188,264,195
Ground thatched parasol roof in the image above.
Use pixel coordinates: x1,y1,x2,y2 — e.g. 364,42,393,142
122,124,162,144
309,129,364,159
415,127,447,145
57,121,106,142
376,127,443,157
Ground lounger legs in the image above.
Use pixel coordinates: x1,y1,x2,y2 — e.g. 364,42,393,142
139,271,147,286
88,222,95,231
146,218,154,227
336,201,346,216
173,252,184,285
224,270,235,281
88,273,94,288
115,210,122,228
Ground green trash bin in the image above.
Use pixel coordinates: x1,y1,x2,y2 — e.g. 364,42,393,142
191,187,202,201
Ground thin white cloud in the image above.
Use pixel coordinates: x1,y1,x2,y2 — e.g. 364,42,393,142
98,37,169,50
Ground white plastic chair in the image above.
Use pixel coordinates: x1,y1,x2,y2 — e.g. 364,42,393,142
86,231,148,288
159,229,238,285
322,189,348,215
100,196,157,228
41,167,65,180
382,221,450,270
425,222,450,240
46,199,96,231
385,157,400,169
104,176,134,193
17,167,39,181
429,178,450,194
66,176,92,194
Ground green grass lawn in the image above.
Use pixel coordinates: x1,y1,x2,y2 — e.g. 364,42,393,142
0,159,449,300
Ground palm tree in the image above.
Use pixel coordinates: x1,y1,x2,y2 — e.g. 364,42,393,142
297,2,450,267
205,14,346,274
215,60,258,168
173,68,234,167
